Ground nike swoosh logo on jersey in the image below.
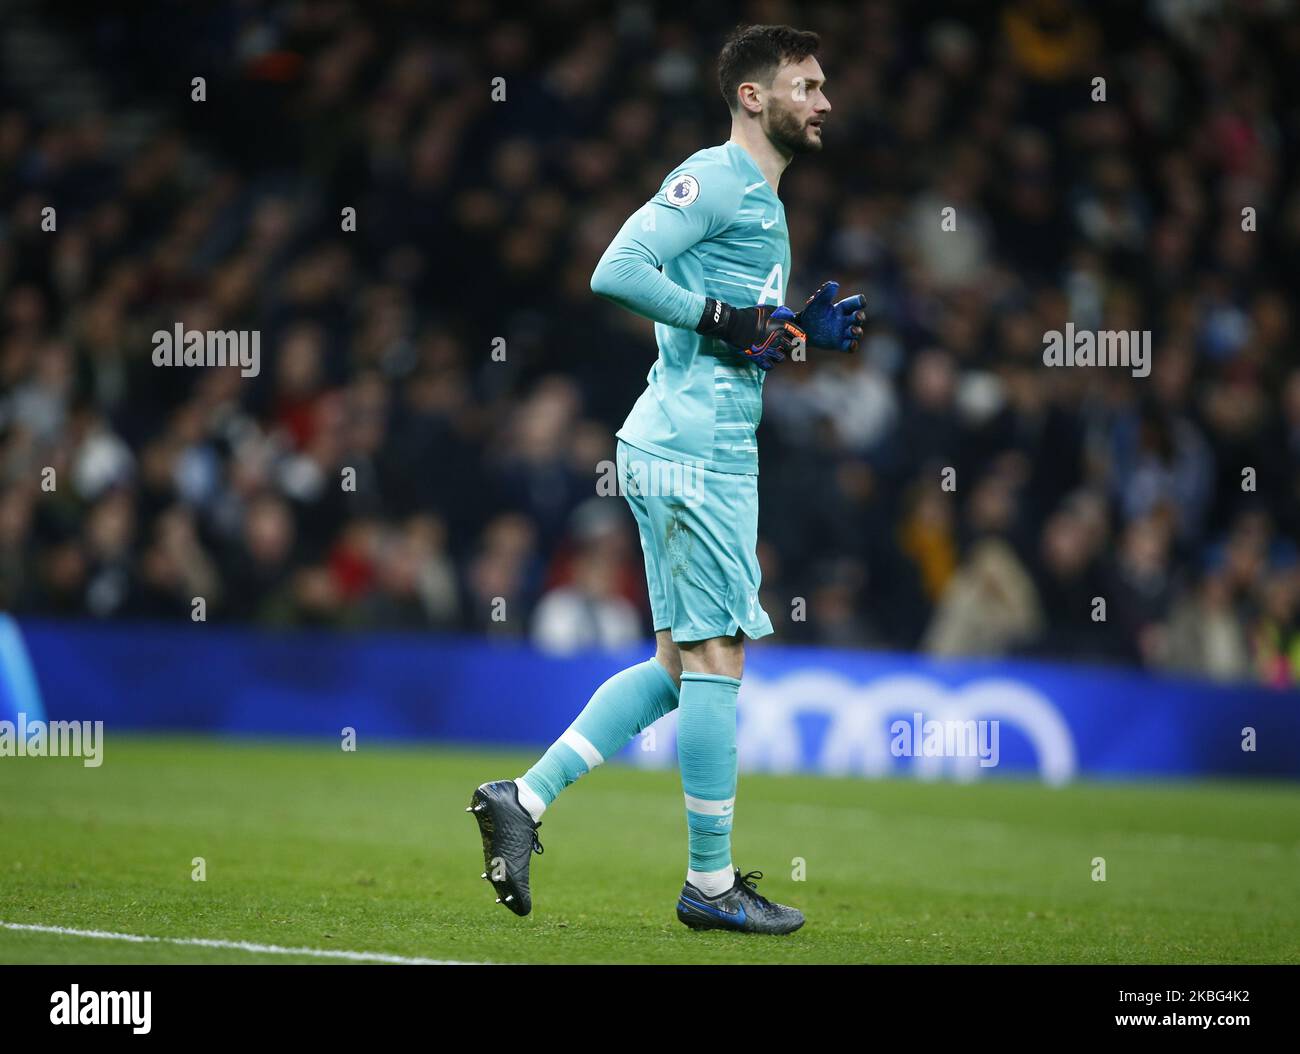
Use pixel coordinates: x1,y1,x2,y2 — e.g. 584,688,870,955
761,218,778,229
743,180,766,193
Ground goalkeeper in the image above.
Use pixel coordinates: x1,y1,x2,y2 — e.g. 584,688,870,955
469,23,864,935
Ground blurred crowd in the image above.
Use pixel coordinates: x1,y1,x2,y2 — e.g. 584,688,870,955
1,0,1298,686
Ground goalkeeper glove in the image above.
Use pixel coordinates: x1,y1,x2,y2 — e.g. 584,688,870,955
795,281,866,353
696,298,805,371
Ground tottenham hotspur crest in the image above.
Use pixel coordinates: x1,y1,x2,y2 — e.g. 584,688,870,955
665,174,700,208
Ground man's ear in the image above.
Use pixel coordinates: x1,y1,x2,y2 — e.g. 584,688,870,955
736,81,763,116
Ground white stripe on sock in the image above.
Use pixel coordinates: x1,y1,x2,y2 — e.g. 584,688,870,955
514,777,547,822
560,729,604,770
687,865,736,897
684,793,734,817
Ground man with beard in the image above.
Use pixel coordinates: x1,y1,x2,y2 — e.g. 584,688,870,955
469,24,865,934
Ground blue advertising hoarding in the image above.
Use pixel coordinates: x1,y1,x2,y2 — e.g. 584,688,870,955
4,618,1297,782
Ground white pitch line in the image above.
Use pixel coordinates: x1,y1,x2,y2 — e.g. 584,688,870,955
0,921,483,965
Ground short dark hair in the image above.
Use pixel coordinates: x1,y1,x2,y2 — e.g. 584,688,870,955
717,24,821,113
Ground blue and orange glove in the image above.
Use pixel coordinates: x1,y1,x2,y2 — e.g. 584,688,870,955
795,281,866,353
696,298,805,371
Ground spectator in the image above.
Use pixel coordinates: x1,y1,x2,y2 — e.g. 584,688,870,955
0,1,1296,685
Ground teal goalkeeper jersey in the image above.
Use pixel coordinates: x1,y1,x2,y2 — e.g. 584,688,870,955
591,141,791,475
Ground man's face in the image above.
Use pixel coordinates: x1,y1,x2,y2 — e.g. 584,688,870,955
760,55,830,156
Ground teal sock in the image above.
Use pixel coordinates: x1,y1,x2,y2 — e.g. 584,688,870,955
519,658,679,810
677,671,740,874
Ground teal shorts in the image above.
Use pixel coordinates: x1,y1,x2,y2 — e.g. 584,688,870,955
616,438,774,643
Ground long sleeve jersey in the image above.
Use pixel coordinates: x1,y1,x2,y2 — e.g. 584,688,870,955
590,140,791,475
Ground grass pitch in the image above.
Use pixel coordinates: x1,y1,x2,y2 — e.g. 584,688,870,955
1,736,1297,964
